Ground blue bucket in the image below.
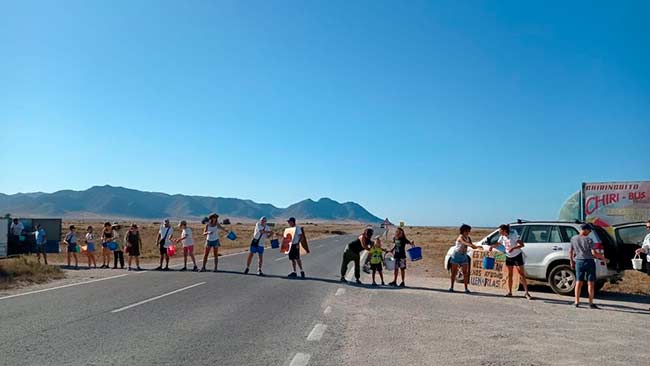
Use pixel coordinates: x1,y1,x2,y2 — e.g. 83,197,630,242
482,256,495,270
407,246,422,261
107,242,118,251
227,231,237,241
270,239,280,249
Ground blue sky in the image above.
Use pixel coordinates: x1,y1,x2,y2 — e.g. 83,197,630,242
1,0,649,226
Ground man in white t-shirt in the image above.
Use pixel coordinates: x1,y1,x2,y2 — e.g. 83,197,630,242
490,224,532,299
635,220,650,276
287,217,309,278
244,217,272,276
176,220,197,272
155,219,174,271
9,219,25,254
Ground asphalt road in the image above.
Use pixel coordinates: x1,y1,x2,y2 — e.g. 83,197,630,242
1,232,649,366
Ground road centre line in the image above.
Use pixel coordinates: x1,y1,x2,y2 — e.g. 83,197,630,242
110,282,206,313
323,306,332,314
307,323,327,341
0,273,132,301
274,256,288,261
289,353,311,366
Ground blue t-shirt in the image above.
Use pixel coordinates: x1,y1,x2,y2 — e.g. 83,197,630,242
35,228,47,245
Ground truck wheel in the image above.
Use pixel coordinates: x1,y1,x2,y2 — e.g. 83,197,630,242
548,264,576,296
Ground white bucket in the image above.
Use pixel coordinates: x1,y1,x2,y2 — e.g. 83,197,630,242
632,254,644,271
384,256,395,271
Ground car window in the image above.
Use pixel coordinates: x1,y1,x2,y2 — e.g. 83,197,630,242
510,225,524,237
616,225,647,245
523,225,552,243
549,226,562,243
560,226,578,242
485,225,525,245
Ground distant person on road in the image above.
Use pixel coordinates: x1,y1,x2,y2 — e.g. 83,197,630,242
634,220,650,276
201,214,228,272
156,219,174,271
287,217,309,278
34,224,48,265
388,227,413,287
125,224,142,271
112,223,125,269
340,228,373,284
570,224,606,309
63,225,79,269
369,237,386,286
489,224,532,300
383,218,391,239
84,226,97,269
449,224,480,293
176,220,198,272
100,222,114,269
244,217,272,276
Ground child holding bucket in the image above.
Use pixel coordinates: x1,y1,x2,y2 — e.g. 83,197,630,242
369,238,386,286
84,226,97,269
388,227,413,287
449,224,479,293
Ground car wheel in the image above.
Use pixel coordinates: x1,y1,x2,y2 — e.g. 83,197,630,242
548,264,576,296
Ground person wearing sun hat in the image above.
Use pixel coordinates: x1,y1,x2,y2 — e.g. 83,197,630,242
200,213,229,272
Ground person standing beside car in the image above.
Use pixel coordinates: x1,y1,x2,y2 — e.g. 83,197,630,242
490,224,532,300
634,220,650,276
570,224,606,309
449,224,479,293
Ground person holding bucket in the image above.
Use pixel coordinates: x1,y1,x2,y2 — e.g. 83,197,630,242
63,225,79,269
340,228,373,284
388,227,413,287
489,224,532,299
244,217,272,276
200,213,228,272
111,223,125,269
100,222,114,269
634,220,650,276
570,224,606,308
449,224,480,293
125,224,142,271
156,219,174,271
84,226,97,269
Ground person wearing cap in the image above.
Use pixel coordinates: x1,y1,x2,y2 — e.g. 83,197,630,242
286,217,309,278
125,224,142,271
63,225,79,269
570,224,606,308
156,219,174,271
200,214,229,272
489,224,532,299
634,220,650,276
244,217,272,276
175,220,198,271
112,223,125,269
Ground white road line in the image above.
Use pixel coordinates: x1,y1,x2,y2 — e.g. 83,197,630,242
169,250,249,268
110,282,205,313
323,306,332,314
307,323,327,341
345,251,368,281
0,273,131,301
335,288,346,296
289,353,311,366
274,256,288,261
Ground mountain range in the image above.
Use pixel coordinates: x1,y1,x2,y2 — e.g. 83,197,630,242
0,185,382,223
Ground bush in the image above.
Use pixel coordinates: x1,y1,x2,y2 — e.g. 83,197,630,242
0,257,65,289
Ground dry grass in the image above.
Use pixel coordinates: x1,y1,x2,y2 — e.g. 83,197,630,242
603,270,650,295
0,257,65,290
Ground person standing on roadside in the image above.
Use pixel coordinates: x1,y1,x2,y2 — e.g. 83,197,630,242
634,220,650,276
112,223,125,269
490,224,532,299
201,214,228,272
388,227,413,287
34,224,48,265
287,217,309,278
340,228,373,284
63,225,79,269
449,224,480,293
156,219,174,271
176,220,198,272
570,224,606,309
125,224,142,271
244,217,272,276
84,226,97,269
100,222,113,269
9,218,25,254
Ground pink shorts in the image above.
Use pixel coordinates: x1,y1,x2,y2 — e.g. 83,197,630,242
183,246,194,255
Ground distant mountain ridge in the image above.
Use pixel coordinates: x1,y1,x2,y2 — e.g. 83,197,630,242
0,185,382,223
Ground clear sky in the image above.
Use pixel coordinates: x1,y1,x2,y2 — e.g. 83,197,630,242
1,0,649,226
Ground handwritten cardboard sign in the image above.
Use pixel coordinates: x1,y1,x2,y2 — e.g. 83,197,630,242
469,250,519,290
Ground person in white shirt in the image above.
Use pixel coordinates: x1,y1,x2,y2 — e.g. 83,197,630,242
9,219,25,254
286,217,309,278
155,219,174,271
175,220,198,272
244,217,272,276
34,224,48,265
84,226,97,269
201,213,229,272
490,224,532,300
634,220,650,276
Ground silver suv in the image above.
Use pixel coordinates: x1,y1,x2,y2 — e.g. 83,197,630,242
443,221,623,295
